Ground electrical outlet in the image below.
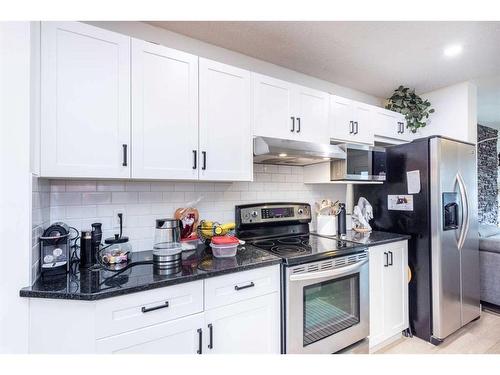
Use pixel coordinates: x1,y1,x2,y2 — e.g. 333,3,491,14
113,209,126,229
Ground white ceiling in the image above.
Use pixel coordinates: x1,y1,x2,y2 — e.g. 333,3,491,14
148,21,500,99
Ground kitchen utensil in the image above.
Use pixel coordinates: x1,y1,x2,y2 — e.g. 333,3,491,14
153,218,182,249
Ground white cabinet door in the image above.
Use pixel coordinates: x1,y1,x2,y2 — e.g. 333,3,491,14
383,242,409,335
330,95,356,143
96,313,205,354
352,101,375,145
204,293,280,354
41,22,131,178
253,73,295,140
295,85,329,144
131,39,199,180
199,59,252,181
373,108,412,143
368,241,409,350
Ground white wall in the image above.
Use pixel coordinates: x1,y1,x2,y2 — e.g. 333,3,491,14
0,22,32,353
415,81,478,143
87,21,382,106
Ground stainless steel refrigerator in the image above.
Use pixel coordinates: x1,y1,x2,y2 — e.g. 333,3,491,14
354,136,480,344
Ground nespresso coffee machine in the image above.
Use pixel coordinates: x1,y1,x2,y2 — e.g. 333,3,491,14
40,222,71,278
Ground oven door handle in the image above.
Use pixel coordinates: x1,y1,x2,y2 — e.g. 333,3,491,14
289,259,368,282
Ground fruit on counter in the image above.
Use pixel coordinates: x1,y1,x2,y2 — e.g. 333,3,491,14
198,220,235,239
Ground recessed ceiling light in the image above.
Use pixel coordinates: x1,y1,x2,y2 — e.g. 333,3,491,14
278,153,287,157
444,44,463,58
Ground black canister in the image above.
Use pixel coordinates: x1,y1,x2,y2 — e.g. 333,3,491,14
79,230,95,268
91,222,102,256
337,203,347,237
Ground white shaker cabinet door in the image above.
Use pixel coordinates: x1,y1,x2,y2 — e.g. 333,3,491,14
131,39,199,180
352,101,375,145
330,95,355,143
199,58,252,181
295,85,330,144
204,293,280,354
252,73,296,140
95,313,205,354
41,22,131,178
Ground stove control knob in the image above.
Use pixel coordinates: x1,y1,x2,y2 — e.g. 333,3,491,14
297,208,304,215
243,212,250,220
251,210,258,218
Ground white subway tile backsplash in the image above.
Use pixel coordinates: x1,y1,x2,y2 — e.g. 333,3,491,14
65,180,97,192
42,164,345,254
50,192,82,206
82,192,112,205
112,192,138,204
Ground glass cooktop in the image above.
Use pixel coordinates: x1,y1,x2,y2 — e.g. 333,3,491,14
250,234,366,265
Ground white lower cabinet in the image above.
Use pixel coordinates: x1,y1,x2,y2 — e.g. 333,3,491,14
204,293,280,354
369,240,409,351
28,265,280,354
96,313,205,354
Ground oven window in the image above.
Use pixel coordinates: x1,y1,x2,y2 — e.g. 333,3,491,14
303,273,360,347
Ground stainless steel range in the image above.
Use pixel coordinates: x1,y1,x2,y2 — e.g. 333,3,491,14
235,202,369,354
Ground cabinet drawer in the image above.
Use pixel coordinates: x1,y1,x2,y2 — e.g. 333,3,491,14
204,265,280,310
95,280,203,339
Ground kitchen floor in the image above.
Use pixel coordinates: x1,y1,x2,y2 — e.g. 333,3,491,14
376,309,500,354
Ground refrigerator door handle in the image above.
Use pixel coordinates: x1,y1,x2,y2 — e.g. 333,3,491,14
456,172,469,250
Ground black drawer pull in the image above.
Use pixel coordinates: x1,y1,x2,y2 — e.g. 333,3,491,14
349,121,354,134
197,328,202,354
234,282,255,291
192,150,197,169
296,117,301,133
122,144,128,166
354,121,359,135
202,151,207,170
290,116,295,132
208,323,213,349
389,251,394,266
141,301,169,313
384,252,389,267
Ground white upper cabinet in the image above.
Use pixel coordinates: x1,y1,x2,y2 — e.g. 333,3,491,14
330,95,374,145
199,59,252,181
253,73,329,144
131,39,199,180
41,22,131,178
295,86,329,143
253,73,295,140
373,108,412,143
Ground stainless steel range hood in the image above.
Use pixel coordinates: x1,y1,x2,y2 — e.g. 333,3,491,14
253,136,346,166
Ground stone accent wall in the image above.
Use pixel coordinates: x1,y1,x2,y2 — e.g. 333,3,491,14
477,124,498,224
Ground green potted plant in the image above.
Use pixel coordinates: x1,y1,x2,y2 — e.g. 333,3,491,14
385,86,435,133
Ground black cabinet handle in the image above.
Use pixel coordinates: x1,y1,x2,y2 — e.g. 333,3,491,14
349,121,354,134
208,323,213,349
202,151,207,170
296,117,301,133
234,281,255,291
192,150,197,170
197,328,202,354
389,251,394,266
290,116,295,132
401,122,405,134
384,252,388,267
141,301,169,313
354,121,359,135
122,144,128,166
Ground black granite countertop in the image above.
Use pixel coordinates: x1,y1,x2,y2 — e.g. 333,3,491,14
312,230,410,247
20,243,281,301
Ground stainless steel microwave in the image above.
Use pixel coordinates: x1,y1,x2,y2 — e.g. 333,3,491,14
330,143,386,181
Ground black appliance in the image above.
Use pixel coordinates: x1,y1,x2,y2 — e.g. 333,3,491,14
354,136,480,344
40,222,71,278
236,202,369,354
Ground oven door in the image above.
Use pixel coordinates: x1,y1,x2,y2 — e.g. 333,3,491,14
285,254,369,354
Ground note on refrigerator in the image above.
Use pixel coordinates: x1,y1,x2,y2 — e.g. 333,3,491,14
406,170,421,194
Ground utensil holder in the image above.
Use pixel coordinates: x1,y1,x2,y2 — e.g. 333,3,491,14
317,215,337,236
